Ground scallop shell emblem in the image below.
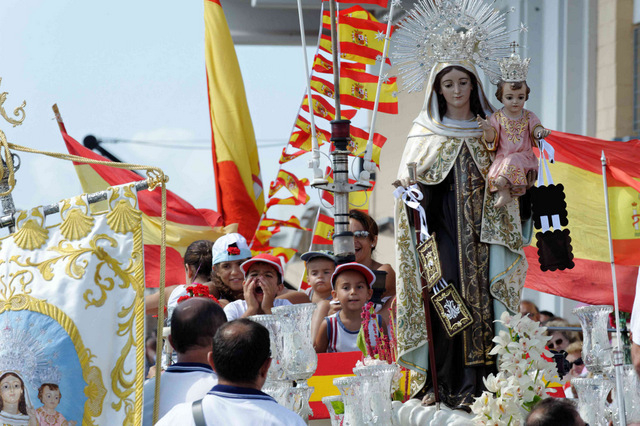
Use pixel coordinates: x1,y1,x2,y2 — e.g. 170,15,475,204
60,208,95,240
106,185,140,234
13,208,49,250
60,196,94,241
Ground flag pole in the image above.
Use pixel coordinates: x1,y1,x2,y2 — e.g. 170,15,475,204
359,0,395,184
601,150,627,425
295,0,326,185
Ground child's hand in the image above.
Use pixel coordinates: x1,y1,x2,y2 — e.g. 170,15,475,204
328,300,342,316
535,128,551,139
476,115,492,132
243,277,260,314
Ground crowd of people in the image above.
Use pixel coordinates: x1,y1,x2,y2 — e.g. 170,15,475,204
142,209,397,424
140,206,634,425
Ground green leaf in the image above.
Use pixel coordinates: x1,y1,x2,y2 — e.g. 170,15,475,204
331,400,345,415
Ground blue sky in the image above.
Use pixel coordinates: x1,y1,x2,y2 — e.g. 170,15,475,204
0,0,319,219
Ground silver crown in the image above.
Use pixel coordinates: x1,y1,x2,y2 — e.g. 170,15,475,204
499,53,530,82
393,0,527,92
0,320,61,388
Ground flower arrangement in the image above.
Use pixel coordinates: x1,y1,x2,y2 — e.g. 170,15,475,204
471,311,560,426
177,283,220,305
358,300,410,402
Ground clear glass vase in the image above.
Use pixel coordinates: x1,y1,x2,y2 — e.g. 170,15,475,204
285,384,315,424
334,375,376,426
609,364,640,424
262,380,292,407
353,363,399,424
572,305,613,373
322,395,344,426
572,377,613,426
272,303,318,385
249,314,287,381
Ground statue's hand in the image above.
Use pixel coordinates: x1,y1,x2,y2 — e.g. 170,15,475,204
535,128,551,139
476,115,492,132
392,178,411,189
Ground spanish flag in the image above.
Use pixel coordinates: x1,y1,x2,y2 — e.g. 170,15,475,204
525,132,640,312
348,126,387,168
312,54,365,75
268,170,310,203
205,0,264,240
319,33,390,66
301,94,358,121
338,16,391,65
321,0,389,10
313,213,335,245
310,75,337,100
279,147,307,164
322,5,380,27
251,241,298,263
61,128,227,288
339,68,398,114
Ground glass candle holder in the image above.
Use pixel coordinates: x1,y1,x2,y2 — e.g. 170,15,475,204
573,305,613,374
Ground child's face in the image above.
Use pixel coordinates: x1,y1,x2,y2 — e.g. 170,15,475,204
501,84,527,116
41,386,61,410
331,270,372,311
307,259,335,295
246,263,281,304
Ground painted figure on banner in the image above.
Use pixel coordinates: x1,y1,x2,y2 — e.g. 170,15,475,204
0,372,37,426
392,0,532,411
477,52,552,208
35,384,77,426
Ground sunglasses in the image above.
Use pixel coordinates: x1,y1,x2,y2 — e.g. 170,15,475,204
570,357,583,367
353,231,370,239
547,338,566,349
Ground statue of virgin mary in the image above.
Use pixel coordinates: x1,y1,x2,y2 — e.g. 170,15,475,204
392,0,532,410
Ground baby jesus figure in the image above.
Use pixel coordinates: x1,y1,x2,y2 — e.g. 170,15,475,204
477,53,551,208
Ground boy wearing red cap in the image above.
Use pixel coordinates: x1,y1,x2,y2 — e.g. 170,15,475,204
314,263,385,353
223,253,292,321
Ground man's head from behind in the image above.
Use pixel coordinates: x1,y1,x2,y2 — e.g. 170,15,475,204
210,319,271,387
525,398,585,426
170,297,227,355
520,300,540,323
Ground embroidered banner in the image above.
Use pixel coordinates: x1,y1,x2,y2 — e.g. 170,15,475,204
0,183,145,425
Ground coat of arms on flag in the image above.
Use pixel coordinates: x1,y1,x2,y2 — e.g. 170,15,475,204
0,183,145,425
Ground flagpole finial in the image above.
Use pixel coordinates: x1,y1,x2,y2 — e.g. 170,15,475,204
601,150,607,165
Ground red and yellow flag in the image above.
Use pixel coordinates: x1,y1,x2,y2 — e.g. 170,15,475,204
301,94,358,121
338,16,391,65
313,213,335,245
321,0,388,7
268,170,310,202
279,147,307,164
310,75,337,99
339,68,398,114
322,5,380,28
524,132,640,312
260,216,310,232
347,126,387,168
313,54,365,75
605,163,640,265
62,129,227,288
251,241,298,264
319,33,389,66
205,0,264,240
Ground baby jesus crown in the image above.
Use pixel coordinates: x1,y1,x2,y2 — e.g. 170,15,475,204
499,52,530,82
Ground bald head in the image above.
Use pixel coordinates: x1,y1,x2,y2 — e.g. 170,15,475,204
170,297,227,354
211,319,270,384
520,300,540,322
526,398,585,426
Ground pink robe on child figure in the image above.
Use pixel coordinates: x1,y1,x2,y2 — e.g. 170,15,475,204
486,108,542,197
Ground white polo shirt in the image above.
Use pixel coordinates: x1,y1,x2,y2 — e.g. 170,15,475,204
143,363,217,426
157,384,305,426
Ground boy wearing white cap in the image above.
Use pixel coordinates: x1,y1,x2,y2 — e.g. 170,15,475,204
223,253,292,321
314,263,385,353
